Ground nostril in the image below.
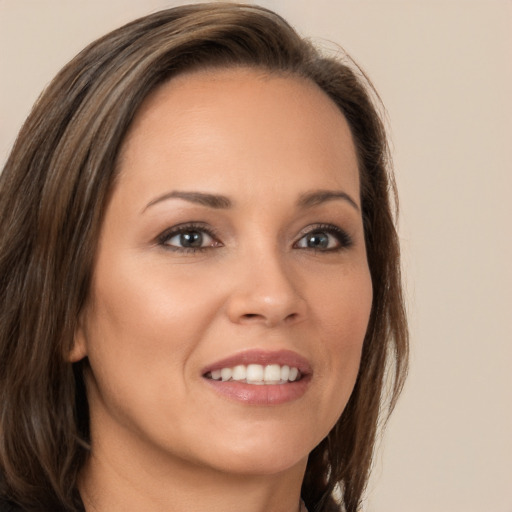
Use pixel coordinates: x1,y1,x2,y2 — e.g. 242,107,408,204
283,312,300,325
228,291,306,327
240,311,299,324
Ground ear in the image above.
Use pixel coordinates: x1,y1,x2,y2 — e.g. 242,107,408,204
68,313,89,363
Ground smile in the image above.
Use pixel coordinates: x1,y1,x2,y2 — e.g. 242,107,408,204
202,350,311,405
205,364,301,384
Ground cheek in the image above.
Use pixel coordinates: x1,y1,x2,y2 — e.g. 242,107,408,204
81,268,222,447
82,256,239,423
89,257,218,343
315,263,373,347
310,265,372,413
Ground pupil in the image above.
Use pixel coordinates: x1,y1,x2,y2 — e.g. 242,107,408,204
180,231,203,247
307,232,329,248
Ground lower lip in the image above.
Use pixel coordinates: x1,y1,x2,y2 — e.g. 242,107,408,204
203,376,311,405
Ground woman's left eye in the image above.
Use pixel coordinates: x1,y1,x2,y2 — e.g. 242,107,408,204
158,225,220,252
294,225,352,251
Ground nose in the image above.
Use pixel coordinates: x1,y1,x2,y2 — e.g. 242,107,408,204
225,248,307,328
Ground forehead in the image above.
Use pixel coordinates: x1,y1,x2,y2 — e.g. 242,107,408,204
116,67,360,201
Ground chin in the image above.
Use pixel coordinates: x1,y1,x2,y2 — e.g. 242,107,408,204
191,425,318,477
209,449,309,477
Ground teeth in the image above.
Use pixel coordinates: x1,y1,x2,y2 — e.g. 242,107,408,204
263,364,281,383
246,364,264,383
220,368,232,381
232,365,246,381
289,367,299,381
207,364,302,384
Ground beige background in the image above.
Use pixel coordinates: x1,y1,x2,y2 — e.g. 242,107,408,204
1,1,511,511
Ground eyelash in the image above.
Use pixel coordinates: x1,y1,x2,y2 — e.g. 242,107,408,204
294,223,353,252
157,223,220,254
156,222,353,254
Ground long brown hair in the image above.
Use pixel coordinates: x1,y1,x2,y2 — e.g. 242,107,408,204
0,4,408,511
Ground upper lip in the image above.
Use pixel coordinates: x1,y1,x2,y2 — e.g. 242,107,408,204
201,349,312,376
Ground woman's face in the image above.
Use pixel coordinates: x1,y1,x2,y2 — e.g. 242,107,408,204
73,68,372,477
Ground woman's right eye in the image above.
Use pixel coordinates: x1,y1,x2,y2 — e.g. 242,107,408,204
158,225,221,252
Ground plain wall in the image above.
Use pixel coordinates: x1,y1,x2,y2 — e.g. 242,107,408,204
1,1,511,511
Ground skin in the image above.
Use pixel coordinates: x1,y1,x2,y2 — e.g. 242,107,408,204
72,68,373,512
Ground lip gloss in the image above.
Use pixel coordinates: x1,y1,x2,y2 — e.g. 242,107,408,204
201,349,312,405
203,375,311,405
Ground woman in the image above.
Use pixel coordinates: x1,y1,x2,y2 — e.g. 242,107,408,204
0,3,408,512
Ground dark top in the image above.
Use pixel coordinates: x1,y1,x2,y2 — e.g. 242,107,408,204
0,500,23,512
0,497,85,512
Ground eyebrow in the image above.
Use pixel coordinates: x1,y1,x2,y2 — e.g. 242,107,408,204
143,188,359,213
143,191,232,212
297,190,360,211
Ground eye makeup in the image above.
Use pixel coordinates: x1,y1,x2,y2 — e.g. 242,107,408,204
294,223,353,252
156,222,222,253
